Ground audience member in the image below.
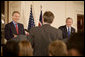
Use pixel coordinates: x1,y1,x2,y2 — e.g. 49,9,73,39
28,11,62,56
66,32,84,56
18,40,33,56
49,40,67,56
3,40,19,56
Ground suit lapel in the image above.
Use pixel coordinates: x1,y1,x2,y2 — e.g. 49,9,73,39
10,22,17,34
64,25,68,37
71,27,74,33
64,25,67,32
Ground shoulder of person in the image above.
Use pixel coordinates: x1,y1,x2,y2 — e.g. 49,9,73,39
18,23,23,25
59,25,66,29
51,26,58,30
5,22,12,27
18,23,24,26
30,26,39,31
57,29,62,32
29,26,39,35
50,26,61,32
71,27,75,30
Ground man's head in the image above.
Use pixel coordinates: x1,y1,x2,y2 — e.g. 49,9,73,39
67,32,84,56
12,11,20,23
49,40,67,56
43,11,54,24
66,17,73,27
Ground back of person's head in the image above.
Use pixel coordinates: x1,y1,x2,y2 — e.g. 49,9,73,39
3,40,19,56
18,40,33,56
67,32,84,56
49,40,67,56
43,11,54,24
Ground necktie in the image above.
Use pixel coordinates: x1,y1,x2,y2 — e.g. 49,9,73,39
15,24,19,34
68,27,71,38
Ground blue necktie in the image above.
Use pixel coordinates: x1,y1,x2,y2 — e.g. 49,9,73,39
68,27,71,38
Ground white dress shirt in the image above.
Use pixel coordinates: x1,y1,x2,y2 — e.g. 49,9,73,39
66,26,71,32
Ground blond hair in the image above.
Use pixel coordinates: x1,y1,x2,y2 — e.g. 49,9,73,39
18,40,33,56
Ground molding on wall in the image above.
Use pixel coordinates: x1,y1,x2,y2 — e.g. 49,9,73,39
7,1,9,23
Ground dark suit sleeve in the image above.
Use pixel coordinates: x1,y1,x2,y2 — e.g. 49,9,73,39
22,24,25,35
72,27,76,33
5,24,13,40
58,26,62,30
73,28,75,33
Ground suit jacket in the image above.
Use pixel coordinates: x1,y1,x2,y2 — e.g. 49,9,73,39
28,24,62,56
5,21,25,40
58,25,75,39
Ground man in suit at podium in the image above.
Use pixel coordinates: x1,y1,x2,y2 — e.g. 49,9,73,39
58,17,75,42
5,11,25,40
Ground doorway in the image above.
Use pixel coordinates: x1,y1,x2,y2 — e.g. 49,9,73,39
77,14,84,32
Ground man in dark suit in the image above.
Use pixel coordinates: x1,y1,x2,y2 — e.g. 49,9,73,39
58,17,75,42
28,11,62,56
5,11,25,40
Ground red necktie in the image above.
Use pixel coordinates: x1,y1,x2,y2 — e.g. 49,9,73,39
16,24,19,34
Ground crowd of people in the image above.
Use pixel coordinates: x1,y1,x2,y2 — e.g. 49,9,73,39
1,11,84,56
2,32,84,56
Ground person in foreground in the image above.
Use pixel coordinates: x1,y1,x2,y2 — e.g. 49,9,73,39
28,11,62,56
18,40,33,56
66,32,84,56
48,40,67,56
3,40,33,56
3,40,19,56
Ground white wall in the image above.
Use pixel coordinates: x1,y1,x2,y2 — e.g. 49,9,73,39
6,1,84,32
